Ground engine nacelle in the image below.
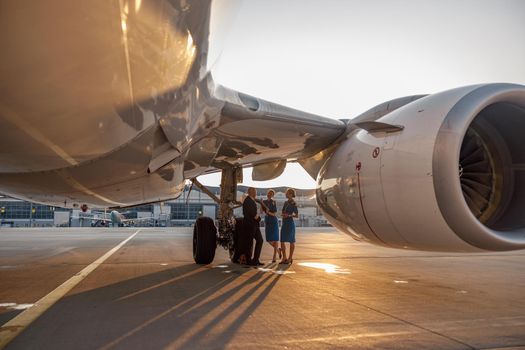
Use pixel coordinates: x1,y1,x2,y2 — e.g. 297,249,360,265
317,83,525,252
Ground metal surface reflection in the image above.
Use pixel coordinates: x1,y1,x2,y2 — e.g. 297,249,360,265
0,0,345,208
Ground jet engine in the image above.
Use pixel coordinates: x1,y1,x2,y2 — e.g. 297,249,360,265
317,83,525,251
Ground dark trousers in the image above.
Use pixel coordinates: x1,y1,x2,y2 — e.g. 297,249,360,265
252,226,263,263
238,220,255,263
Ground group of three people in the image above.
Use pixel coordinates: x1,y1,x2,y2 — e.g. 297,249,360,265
241,187,298,266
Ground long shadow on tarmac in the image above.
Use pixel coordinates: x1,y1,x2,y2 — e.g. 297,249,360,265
7,262,287,350
0,310,22,328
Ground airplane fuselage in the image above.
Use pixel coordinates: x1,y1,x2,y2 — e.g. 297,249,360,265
0,1,342,208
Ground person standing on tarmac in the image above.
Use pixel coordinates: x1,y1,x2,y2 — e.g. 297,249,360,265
262,189,281,263
280,188,298,265
242,187,264,266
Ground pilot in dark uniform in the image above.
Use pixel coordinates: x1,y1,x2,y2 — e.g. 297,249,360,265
242,187,264,266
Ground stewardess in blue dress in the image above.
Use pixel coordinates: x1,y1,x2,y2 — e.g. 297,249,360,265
262,189,281,262
280,188,298,264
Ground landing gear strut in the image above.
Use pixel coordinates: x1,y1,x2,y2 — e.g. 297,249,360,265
191,167,243,264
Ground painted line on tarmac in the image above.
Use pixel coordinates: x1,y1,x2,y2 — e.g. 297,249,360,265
0,229,141,349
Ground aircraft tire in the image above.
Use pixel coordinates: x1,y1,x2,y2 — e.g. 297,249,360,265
193,217,217,264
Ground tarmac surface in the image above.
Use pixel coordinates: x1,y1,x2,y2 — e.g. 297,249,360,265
0,227,524,350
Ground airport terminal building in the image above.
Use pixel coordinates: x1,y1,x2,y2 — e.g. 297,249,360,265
0,186,329,228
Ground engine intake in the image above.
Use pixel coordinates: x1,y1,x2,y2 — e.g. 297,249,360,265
434,85,525,250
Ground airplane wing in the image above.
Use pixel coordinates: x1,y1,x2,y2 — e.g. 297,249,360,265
121,217,155,223
177,84,347,181
71,216,111,222
95,217,113,222
0,81,346,208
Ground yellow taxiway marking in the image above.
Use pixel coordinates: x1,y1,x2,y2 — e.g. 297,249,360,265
0,229,141,349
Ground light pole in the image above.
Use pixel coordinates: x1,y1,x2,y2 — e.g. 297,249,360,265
186,187,190,226
29,203,34,227
50,206,55,227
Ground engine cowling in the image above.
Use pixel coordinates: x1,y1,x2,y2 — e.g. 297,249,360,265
317,83,525,252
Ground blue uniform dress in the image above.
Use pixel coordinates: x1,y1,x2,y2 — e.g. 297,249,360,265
280,200,298,243
263,199,279,242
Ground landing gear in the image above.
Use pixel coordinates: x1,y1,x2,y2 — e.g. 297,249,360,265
231,217,244,263
193,217,217,264
191,167,243,265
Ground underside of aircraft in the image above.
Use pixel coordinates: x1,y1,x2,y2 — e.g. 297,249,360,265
0,1,524,262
